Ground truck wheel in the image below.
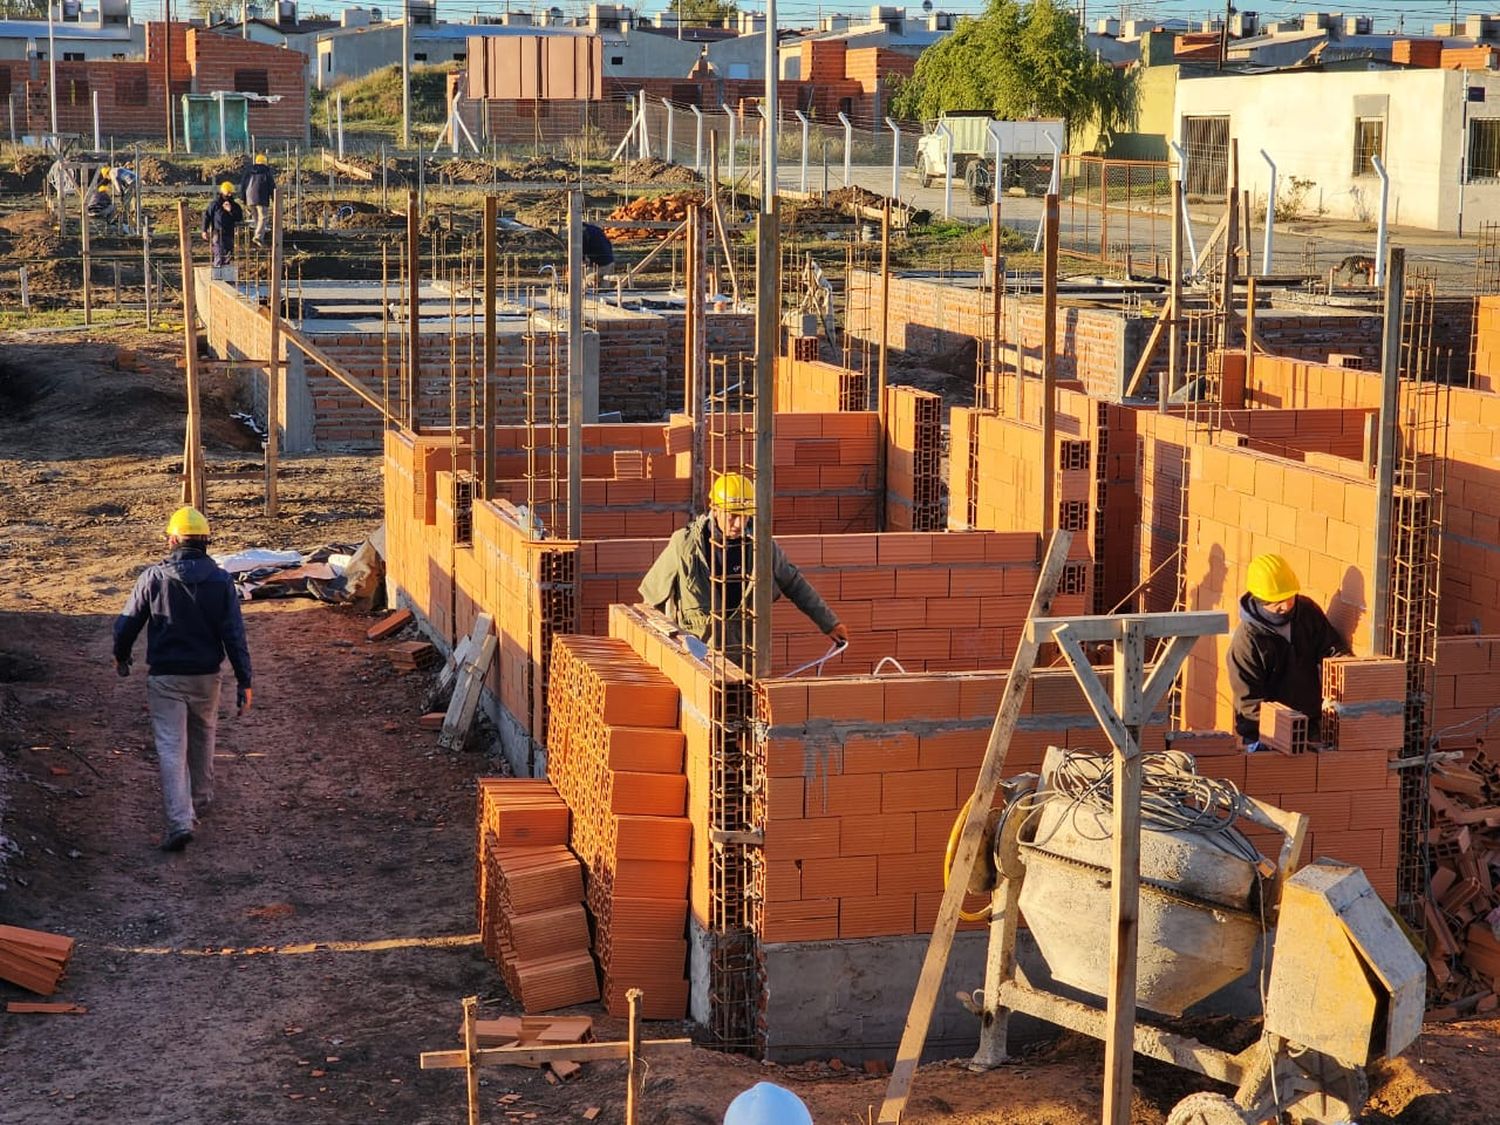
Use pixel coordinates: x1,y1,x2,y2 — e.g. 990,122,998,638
920,168,933,189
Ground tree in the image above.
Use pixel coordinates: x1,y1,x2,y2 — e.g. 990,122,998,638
891,0,1135,144
668,0,738,27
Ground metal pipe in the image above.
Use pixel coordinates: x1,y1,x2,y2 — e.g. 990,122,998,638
638,88,650,159
400,0,410,147
662,97,674,164
47,0,57,135
690,104,703,172
754,0,779,678
1032,134,1061,252
837,111,853,188
1168,141,1199,278
336,93,345,159
938,120,953,220
1373,155,1391,290
795,109,810,192
1259,148,1276,274
727,107,736,202
92,89,100,150
566,190,583,540
885,116,902,202
218,93,228,156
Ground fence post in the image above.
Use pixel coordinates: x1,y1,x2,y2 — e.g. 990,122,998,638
937,120,953,219
638,89,650,159
885,117,901,201
690,104,703,172
1260,148,1277,275
662,98,674,164
1372,156,1390,289
837,111,853,188
795,110,810,192
727,108,737,201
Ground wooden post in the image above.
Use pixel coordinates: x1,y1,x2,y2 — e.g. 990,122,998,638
482,195,497,500
461,995,480,1125
406,190,420,430
567,190,584,541
877,530,1074,1123
80,185,92,326
625,987,644,1125
1371,246,1405,655
876,199,891,531
1101,619,1145,1125
265,193,283,516
1164,175,1183,411
689,205,708,514
175,200,205,511
1040,192,1059,536
1244,275,1257,394
1221,141,1239,350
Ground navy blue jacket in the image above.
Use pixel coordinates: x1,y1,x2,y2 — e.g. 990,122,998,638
202,196,244,241
241,165,276,206
113,548,253,687
582,223,614,267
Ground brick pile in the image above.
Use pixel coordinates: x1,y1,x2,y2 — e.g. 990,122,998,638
0,925,75,995
546,636,691,1020
884,386,943,533
1320,655,1407,752
475,779,598,1013
1426,750,1500,1016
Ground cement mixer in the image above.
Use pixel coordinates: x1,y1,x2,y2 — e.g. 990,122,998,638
966,747,1425,1125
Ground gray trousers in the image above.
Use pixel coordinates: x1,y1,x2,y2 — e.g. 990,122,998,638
251,203,269,241
147,674,221,833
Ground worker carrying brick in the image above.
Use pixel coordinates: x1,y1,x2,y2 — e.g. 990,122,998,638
1226,553,1350,748
113,507,253,852
240,153,277,246
639,472,848,666
202,181,244,268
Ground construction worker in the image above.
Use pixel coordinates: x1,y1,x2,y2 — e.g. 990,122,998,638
639,472,848,667
113,507,253,852
202,181,244,268
240,153,277,246
85,178,116,226
723,1082,814,1124
1226,553,1350,747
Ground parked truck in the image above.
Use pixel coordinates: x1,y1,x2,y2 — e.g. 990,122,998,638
914,113,1065,197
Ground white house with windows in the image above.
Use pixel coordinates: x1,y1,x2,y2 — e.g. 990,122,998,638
1172,66,1500,232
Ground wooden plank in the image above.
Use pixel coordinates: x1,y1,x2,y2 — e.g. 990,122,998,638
877,529,1074,1123
438,633,498,751
1124,298,1171,400
0,925,75,958
6,1001,86,1014
420,1037,691,1070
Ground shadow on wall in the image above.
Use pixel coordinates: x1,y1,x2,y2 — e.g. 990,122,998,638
1188,542,1229,709
1327,566,1368,646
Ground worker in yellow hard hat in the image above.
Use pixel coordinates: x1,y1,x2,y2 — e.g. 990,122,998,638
639,472,847,667
113,507,254,852
201,180,245,268
1226,553,1350,747
241,152,277,247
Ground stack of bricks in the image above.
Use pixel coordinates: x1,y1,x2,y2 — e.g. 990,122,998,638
1320,655,1407,752
884,386,943,533
475,778,599,1012
546,636,691,1019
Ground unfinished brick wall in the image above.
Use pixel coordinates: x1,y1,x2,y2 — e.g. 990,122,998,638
774,354,870,413
1248,350,1500,633
1180,440,1379,734
884,386,943,533
1434,635,1500,742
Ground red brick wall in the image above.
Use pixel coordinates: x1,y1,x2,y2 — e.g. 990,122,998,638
187,28,308,141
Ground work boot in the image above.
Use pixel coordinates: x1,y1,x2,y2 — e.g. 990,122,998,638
159,828,193,852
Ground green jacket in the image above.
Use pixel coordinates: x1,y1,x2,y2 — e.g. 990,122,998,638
639,514,839,647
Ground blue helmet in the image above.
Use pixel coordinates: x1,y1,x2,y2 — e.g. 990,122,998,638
724,1082,814,1125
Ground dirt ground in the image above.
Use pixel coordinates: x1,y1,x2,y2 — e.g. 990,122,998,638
2,330,1500,1124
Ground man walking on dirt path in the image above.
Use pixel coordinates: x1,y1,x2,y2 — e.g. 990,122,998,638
113,506,253,852
240,154,276,246
202,182,244,268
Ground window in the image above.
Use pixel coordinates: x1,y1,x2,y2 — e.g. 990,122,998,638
63,51,85,61
234,68,270,96
326,55,332,71
1469,119,1500,182
1181,115,1230,196
453,52,465,62
116,74,148,106
0,70,10,99
413,52,428,61
66,77,89,106
1352,117,1384,176
610,54,623,65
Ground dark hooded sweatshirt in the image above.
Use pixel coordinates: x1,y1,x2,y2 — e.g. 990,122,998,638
1226,592,1349,741
113,547,253,687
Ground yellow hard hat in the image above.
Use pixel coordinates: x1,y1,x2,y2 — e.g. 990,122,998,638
255,153,268,164
97,182,111,193
709,472,755,515
99,165,112,177
1246,554,1299,603
166,506,211,538
219,180,235,194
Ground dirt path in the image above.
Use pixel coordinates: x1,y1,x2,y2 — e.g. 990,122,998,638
2,329,1499,1125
